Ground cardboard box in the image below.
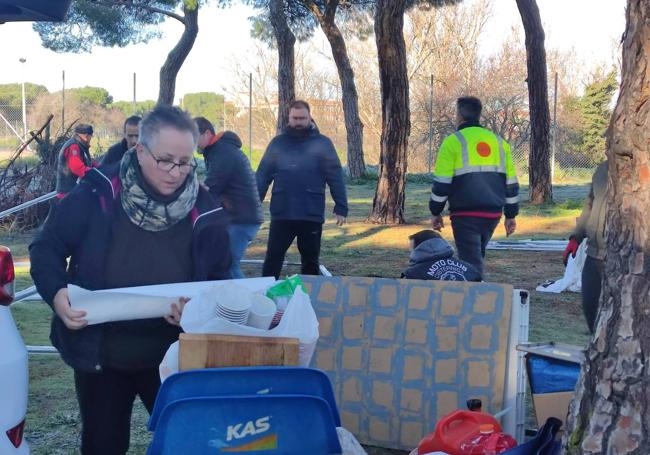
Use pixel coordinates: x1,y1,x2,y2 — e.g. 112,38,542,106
532,391,574,427
517,342,584,428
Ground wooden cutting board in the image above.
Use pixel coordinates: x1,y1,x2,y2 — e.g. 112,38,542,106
179,333,300,370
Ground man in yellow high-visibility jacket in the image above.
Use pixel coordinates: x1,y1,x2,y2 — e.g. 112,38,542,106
429,96,519,279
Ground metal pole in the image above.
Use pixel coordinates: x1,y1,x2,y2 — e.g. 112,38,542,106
62,70,65,131
249,73,252,160
133,72,137,113
551,72,558,183
428,74,434,174
19,58,27,140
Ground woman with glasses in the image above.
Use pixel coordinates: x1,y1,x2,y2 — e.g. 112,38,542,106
29,106,232,454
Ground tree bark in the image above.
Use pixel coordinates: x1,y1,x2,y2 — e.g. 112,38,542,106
157,3,198,106
269,0,296,132
563,1,650,453
367,0,410,224
516,0,552,203
305,0,366,179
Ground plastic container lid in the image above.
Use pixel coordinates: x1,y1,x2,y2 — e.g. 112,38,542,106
479,424,494,434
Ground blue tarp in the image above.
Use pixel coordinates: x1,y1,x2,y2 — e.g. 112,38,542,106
527,355,581,394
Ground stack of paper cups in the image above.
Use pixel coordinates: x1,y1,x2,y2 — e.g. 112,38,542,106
247,295,276,330
270,295,290,328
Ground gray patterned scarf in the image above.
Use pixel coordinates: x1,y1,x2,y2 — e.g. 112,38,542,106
119,148,198,232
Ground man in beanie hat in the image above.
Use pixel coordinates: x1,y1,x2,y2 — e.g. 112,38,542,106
55,123,95,199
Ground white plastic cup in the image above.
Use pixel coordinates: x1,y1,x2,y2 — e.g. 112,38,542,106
247,295,276,330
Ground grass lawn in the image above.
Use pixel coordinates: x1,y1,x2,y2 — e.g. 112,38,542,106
3,180,591,454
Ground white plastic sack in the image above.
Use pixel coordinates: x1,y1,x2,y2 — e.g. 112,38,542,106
536,239,587,294
336,427,367,455
159,340,180,381
160,284,319,381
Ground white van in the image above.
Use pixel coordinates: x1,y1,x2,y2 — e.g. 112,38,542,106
0,246,29,453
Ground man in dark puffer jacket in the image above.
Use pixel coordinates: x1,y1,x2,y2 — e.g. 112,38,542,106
402,230,481,282
256,100,348,279
195,117,263,278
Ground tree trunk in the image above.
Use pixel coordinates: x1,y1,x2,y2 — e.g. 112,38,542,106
367,0,410,224
269,0,296,132
311,1,366,179
563,1,650,452
157,3,199,106
516,0,552,204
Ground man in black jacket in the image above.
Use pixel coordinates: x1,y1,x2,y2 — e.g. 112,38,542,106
195,117,263,278
30,106,231,455
401,230,481,281
102,115,141,165
257,100,348,278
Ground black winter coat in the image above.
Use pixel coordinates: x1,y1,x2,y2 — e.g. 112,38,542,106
29,164,232,372
101,138,129,165
256,125,348,223
202,131,263,224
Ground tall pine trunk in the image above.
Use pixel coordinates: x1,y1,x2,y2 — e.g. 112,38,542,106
516,0,553,203
368,0,410,224
309,1,366,179
157,3,199,106
563,0,650,452
269,0,296,132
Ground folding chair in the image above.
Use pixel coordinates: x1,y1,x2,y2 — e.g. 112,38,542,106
149,367,340,430
147,395,342,454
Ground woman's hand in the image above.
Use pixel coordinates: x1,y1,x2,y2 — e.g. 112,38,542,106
165,297,190,327
53,288,88,330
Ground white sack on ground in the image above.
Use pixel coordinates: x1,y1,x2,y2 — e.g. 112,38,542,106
536,240,587,294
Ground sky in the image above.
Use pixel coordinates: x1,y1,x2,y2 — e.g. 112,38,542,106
0,0,627,103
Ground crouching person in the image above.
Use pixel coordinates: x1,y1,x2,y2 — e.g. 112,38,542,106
402,230,481,282
29,106,232,455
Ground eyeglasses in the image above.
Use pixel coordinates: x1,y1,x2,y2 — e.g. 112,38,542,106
142,143,197,174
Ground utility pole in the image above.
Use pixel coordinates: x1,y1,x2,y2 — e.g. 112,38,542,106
551,71,558,183
428,74,434,173
19,58,27,141
62,70,65,132
249,73,253,160
133,72,137,113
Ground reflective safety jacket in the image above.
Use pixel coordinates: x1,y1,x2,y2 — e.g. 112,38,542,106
429,123,519,219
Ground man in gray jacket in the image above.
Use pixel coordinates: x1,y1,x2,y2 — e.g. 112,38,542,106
257,100,348,278
563,160,608,333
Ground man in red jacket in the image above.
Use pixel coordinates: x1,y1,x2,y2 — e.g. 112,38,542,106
55,123,95,199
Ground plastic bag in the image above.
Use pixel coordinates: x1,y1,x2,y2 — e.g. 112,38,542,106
336,427,367,455
159,340,180,380
536,240,587,294
160,283,319,382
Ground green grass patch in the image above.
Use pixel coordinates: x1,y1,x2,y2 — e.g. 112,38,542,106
6,180,593,453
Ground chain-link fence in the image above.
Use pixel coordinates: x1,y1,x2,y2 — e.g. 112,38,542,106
407,105,602,186
1,99,601,188
0,102,123,159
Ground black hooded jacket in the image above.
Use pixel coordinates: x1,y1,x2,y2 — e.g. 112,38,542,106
401,238,481,282
202,131,264,224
